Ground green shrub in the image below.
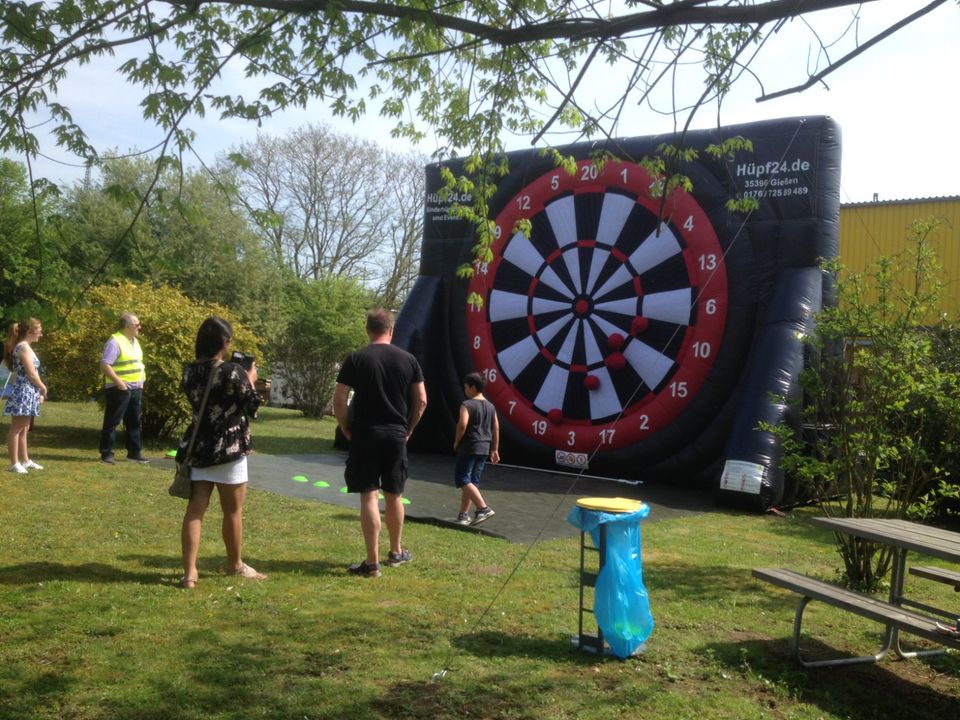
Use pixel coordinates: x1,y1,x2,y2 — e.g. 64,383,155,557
42,282,262,438
274,276,369,417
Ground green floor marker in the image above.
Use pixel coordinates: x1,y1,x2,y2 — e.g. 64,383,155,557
313,480,330,488
401,497,411,505
378,493,384,500
165,449,177,458
292,475,309,483
339,486,349,493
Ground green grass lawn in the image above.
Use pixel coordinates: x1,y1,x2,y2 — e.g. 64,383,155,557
1,403,958,719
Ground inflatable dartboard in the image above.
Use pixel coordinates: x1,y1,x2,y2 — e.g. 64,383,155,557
465,159,728,454
396,117,841,511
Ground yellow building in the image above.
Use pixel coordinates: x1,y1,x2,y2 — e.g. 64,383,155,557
839,196,960,319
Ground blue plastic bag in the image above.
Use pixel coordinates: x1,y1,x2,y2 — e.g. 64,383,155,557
568,504,654,658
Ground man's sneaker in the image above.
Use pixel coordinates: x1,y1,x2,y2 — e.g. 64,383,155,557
9,463,28,475
23,460,43,470
347,561,381,578
126,455,150,464
471,507,496,526
456,512,472,525
385,549,413,567
101,455,116,465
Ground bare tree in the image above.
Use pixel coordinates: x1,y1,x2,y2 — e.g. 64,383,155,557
228,124,424,295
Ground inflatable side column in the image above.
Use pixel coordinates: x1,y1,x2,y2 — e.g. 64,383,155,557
717,267,822,510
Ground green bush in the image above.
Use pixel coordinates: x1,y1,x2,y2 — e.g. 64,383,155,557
42,282,262,438
776,219,960,590
274,276,369,417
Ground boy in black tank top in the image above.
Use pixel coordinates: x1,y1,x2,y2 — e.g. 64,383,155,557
452,372,500,526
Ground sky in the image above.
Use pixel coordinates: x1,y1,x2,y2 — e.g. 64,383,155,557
15,1,960,204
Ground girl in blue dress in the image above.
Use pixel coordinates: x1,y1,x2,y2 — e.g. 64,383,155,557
4,319,47,474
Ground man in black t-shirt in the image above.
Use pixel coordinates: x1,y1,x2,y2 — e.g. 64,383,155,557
333,308,427,578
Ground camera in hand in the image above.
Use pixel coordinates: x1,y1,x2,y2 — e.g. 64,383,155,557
231,351,255,370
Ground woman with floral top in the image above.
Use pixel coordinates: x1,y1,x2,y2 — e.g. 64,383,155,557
178,317,265,589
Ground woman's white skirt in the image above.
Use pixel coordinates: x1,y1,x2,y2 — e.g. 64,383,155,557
190,456,248,485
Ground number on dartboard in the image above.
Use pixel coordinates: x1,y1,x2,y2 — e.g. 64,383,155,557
693,341,711,359
599,428,616,445
699,253,717,271
550,175,559,190
482,368,497,383
684,215,695,231
567,431,576,447
517,195,531,211
494,224,502,239
620,168,628,183
705,298,717,315
670,381,688,398
473,336,481,350
580,164,598,181
508,400,516,415
532,420,547,435
639,415,649,430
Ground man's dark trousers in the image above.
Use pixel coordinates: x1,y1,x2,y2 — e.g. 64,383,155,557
99,386,143,459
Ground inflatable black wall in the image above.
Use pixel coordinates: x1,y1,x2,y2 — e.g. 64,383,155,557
394,116,841,511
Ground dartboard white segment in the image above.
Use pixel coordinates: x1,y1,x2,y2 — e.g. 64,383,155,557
545,196,578,248
592,264,634,301
538,265,575,298
489,289,529,322
535,364,571,412
503,236,545,277
629,223,682,274
583,324,605,365
589,368,624,419
623,339,674,389
554,319,581,365
596,193,637,247
535,313,574,348
585,248,611,294
590,314,629,343
642,288,693,326
531,296,575,316
594,297,642,318
497,335,541,380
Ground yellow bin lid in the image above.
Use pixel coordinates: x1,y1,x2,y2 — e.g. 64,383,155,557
576,497,644,513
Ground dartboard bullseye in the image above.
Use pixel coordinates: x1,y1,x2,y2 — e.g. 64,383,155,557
466,159,728,454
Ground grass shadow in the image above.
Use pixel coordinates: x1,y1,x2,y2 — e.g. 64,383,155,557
704,635,960,720
120,553,345,578
0,561,165,586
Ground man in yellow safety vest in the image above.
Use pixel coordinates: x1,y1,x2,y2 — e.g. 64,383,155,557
99,313,149,464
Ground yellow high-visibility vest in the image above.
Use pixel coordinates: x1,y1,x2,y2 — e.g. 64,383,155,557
107,332,145,385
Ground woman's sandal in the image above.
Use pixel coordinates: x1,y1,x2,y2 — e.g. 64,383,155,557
229,563,266,580
179,576,198,589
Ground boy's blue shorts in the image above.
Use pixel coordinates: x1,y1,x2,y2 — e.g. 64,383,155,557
454,453,487,489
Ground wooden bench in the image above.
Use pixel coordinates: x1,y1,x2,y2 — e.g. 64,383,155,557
910,565,960,591
753,567,960,667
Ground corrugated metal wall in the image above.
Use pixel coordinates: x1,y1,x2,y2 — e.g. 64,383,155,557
839,197,960,318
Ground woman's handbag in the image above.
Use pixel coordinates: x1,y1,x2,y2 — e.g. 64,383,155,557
169,363,220,499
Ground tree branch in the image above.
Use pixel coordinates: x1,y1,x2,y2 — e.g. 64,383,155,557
757,0,948,101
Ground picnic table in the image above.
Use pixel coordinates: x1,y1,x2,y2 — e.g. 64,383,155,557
754,517,960,667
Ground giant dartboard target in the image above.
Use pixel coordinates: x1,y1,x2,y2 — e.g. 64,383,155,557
397,117,842,510
466,159,728,454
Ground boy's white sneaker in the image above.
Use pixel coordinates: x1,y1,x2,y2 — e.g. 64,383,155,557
24,460,43,470
9,463,28,475
471,507,496,526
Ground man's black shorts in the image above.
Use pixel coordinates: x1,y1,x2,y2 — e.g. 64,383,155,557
344,426,408,495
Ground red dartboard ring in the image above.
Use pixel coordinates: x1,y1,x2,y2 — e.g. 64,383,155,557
466,159,728,454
